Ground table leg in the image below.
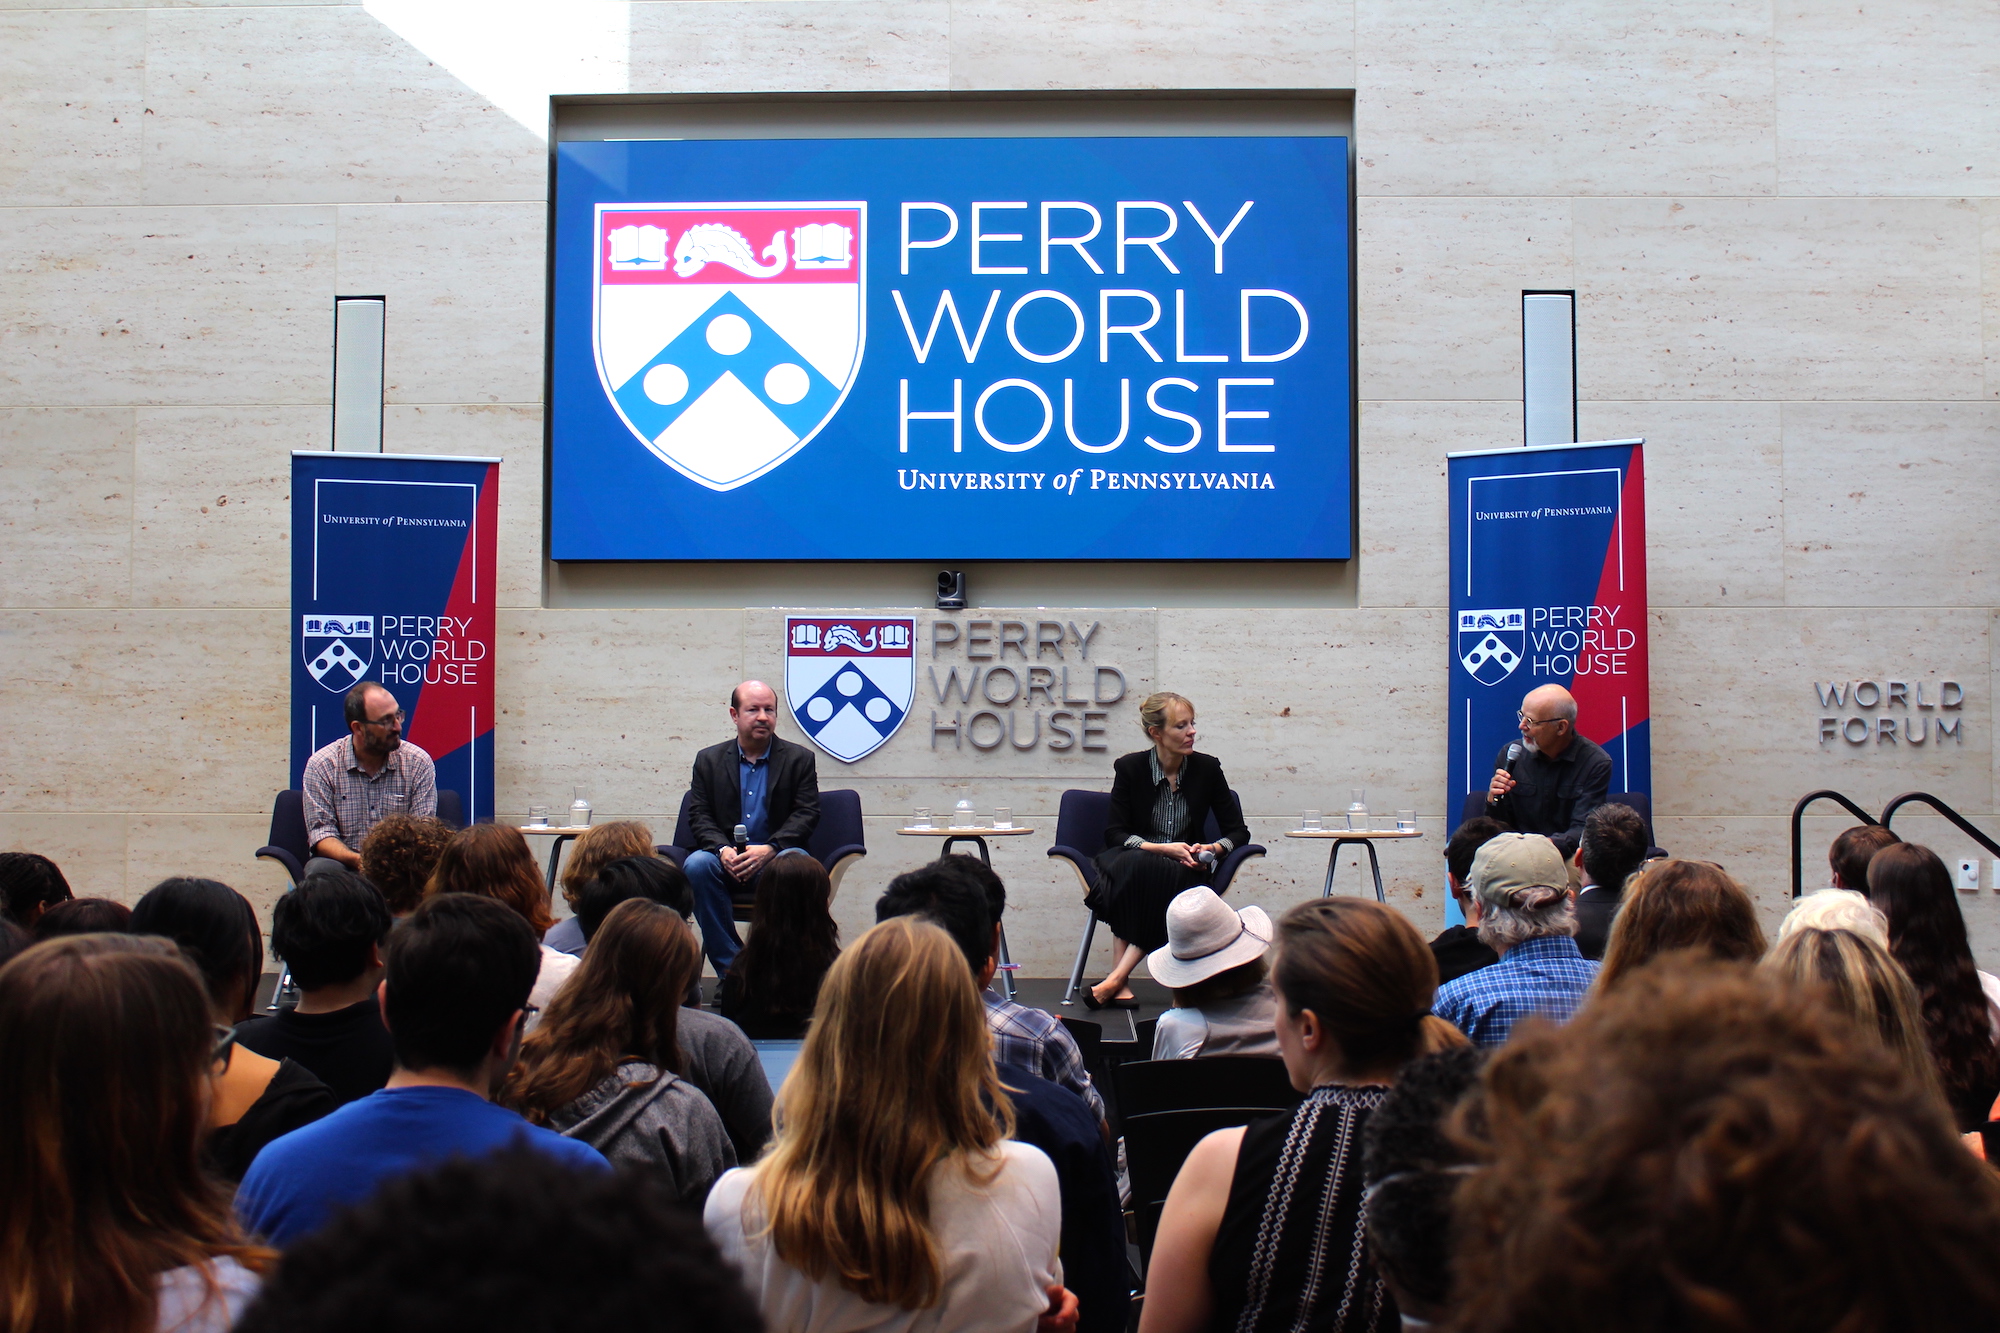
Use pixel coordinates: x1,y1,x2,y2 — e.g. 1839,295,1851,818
544,835,573,892
1321,843,1340,898
939,835,993,865
1364,839,1385,903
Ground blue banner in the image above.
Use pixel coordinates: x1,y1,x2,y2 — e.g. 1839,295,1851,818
290,453,498,824
1446,439,1651,833
549,134,1352,561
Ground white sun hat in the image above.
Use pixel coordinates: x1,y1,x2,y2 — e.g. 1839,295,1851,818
1146,886,1273,989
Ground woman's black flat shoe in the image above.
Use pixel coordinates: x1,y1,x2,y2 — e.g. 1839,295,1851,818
1080,988,1105,1010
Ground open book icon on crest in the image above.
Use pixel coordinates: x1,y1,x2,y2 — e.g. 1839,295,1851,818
791,223,853,269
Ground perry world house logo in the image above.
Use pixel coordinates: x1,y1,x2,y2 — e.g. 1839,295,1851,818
302,614,374,693
1457,609,1525,686
594,202,866,492
784,618,914,764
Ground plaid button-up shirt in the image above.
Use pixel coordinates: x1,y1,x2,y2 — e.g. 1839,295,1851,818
302,735,437,851
985,988,1107,1125
1431,934,1598,1048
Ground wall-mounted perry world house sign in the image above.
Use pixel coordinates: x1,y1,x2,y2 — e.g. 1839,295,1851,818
549,135,1353,562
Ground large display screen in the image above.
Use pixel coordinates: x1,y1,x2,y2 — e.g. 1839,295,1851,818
549,135,1352,561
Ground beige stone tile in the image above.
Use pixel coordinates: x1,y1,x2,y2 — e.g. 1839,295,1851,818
336,204,544,407
628,1,949,91
0,0,346,7
126,812,287,936
1984,199,2000,401
1357,197,1574,402
0,10,143,207
1357,399,1518,609
383,404,544,609
131,407,315,609
948,0,1352,90
1574,197,1984,402
0,812,129,903
1775,0,1999,196
0,609,290,813
0,409,133,608
0,206,335,408
1649,608,1993,822
1781,402,1999,606
1355,0,1776,197
1576,400,1783,607
141,6,545,206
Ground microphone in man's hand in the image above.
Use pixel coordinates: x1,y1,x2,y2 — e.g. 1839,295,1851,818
1505,742,1523,766
732,823,749,853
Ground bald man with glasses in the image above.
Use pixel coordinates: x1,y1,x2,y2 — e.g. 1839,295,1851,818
1485,683,1611,859
302,682,437,876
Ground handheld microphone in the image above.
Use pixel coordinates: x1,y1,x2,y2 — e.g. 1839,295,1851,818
1506,742,1523,764
1195,848,1217,867
732,823,749,852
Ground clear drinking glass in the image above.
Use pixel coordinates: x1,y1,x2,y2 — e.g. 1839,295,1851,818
569,783,593,828
1301,809,1323,832
527,805,550,827
1397,809,1417,832
1347,788,1369,831
993,806,1014,830
953,798,975,827
912,806,932,830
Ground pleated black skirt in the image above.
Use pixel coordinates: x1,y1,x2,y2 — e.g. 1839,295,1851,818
1086,846,1213,953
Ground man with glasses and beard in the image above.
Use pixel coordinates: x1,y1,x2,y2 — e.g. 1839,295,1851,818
303,681,437,876
1485,683,1611,860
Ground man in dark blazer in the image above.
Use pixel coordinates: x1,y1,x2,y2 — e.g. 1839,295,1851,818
684,680,819,974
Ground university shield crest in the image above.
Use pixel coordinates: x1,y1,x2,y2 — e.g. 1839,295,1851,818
593,202,865,491
785,618,913,764
302,614,374,694
1457,609,1525,686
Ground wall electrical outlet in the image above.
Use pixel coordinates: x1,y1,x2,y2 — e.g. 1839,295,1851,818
1957,859,1981,890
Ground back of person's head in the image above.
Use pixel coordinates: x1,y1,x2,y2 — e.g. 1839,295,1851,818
1272,898,1467,1076
383,894,540,1076
272,870,393,992
575,855,691,941
1831,823,1900,891
728,854,839,1017
935,853,1006,924
425,823,554,935
1578,803,1649,893
31,896,133,942
0,935,264,1332
760,916,1009,1310
505,900,701,1124
129,878,262,1022
0,850,73,925
359,815,455,916
1866,842,2000,1127
1445,815,1508,887
233,1147,761,1333
1360,1045,1486,1323
1466,833,1576,952
0,917,26,971
1762,927,1945,1109
874,863,994,977
1448,958,2000,1332
1594,860,1766,993
558,820,657,910
1778,887,1888,945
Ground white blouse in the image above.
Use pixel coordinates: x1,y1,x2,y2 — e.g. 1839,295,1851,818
704,1140,1062,1333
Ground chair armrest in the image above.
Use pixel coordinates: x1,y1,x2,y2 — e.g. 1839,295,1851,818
816,842,867,874
256,846,304,885
1213,844,1266,895
1047,844,1101,890
824,849,866,902
655,844,689,869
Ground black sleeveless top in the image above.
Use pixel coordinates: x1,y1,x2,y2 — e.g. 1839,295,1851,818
1206,1084,1396,1333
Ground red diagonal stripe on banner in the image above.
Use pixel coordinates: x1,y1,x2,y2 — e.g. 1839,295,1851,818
1568,447,1649,745
406,463,498,759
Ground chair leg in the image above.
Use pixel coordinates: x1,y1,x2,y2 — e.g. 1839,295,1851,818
1062,911,1100,1006
996,921,1018,1000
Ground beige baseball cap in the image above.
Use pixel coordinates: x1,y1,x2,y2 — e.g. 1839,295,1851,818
1466,832,1568,909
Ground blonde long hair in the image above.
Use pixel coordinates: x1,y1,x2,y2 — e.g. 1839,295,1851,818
749,916,1011,1309
1762,926,1948,1110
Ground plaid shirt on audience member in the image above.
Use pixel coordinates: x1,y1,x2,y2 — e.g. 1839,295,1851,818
1431,933,1598,1049
984,989,1108,1124
302,736,437,851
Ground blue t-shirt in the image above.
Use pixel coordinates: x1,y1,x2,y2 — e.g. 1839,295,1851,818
236,1085,609,1246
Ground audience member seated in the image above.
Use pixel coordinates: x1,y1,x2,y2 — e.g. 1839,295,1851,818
543,819,657,956
233,870,395,1106
234,1148,764,1333
425,823,576,1021
0,849,73,929
1866,842,2000,1130
1148,886,1279,1059
1593,859,1766,994
871,854,1126,1332
575,854,694,943
1570,802,1650,961
130,878,336,1184
1447,959,2000,1331
0,917,25,971
1429,816,1506,984
1142,898,1468,1333
1762,926,1946,1109
1830,822,1901,891
357,814,454,917
878,856,1107,1126
31,895,132,940
716,853,840,1039
235,894,608,1246
1778,886,1890,945
1,936,272,1333
503,899,734,1205
1431,834,1598,1048
676,995,778,1165
704,916,1068,1333
1358,1046,1487,1329
302,682,436,875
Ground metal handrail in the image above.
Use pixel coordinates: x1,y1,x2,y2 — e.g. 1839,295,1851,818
1880,792,2000,859
1789,790,1878,899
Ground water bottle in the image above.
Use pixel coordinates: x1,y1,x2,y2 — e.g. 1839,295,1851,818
569,783,593,828
1347,787,1368,832
953,797,975,828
